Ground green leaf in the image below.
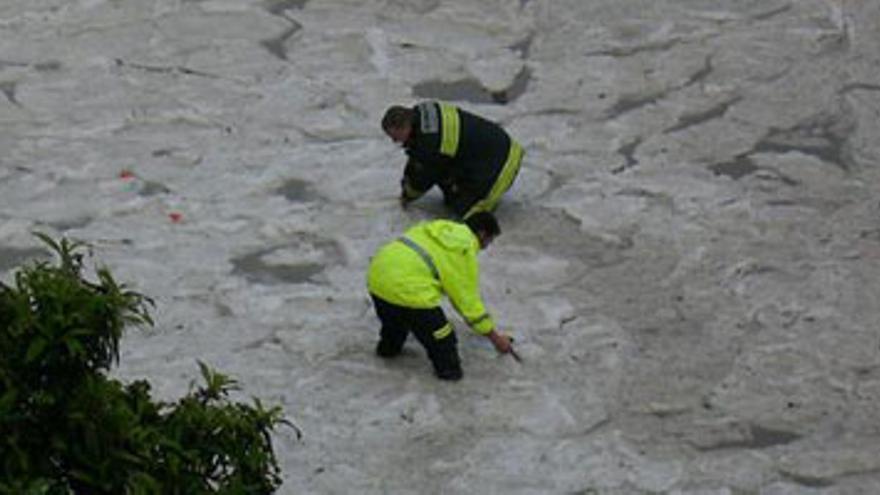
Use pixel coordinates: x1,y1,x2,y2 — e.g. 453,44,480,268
69,469,96,484
64,337,85,358
31,231,61,256
0,388,17,413
24,337,48,363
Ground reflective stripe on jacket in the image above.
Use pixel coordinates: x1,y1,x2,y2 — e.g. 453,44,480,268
367,220,496,335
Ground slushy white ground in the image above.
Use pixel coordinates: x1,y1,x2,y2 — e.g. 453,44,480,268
3,0,880,493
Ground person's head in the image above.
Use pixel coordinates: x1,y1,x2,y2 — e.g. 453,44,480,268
465,212,501,250
381,105,415,145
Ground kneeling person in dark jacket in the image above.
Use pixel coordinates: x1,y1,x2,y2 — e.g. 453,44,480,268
366,212,512,380
382,101,524,219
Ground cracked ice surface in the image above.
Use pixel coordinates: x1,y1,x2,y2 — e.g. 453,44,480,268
3,0,880,493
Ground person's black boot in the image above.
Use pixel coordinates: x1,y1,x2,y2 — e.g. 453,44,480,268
435,366,463,381
375,340,402,358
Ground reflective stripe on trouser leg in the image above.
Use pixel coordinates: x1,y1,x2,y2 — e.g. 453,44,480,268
432,323,453,340
400,307,461,379
464,140,524,219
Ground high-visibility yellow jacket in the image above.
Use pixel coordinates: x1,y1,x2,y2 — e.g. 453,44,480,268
367,220,496,335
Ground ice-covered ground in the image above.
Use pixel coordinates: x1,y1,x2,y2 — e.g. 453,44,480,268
3,0,880,493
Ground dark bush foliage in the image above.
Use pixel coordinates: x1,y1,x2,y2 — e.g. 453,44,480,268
0,234,294,494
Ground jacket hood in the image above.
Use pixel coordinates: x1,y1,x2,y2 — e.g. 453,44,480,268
423,220,476,251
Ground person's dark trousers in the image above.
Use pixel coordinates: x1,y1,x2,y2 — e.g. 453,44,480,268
441,181,483,219
370,294,463,380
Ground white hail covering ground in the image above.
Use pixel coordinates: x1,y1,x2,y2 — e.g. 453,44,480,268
3,0,880,493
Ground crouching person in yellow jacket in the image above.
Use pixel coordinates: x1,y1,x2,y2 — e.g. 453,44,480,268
366,212,512,380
